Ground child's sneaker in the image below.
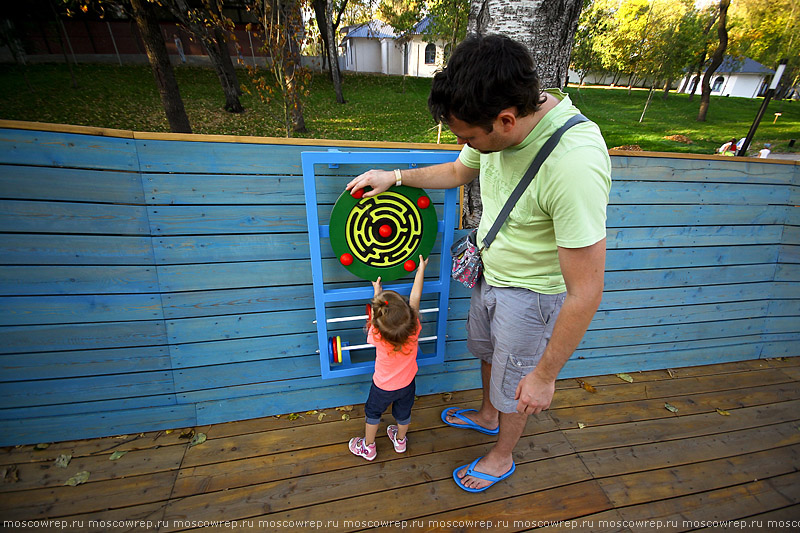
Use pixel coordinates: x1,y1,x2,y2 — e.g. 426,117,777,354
387,425,407,453
348,437,377,461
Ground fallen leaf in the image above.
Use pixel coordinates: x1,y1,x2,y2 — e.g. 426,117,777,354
578,423,586,429
55,454,72,468
165,429,174,435
336,405,354,412
317,412,326,421
576,379,597,393
616,373,634,383
665,402,679,413
179,429,194,440
342,414,350,421
2,465,19,483
306,410,318,415
109,450,128,461
65,471,90,486
189,433,207,448
33,443,50,451
667,369,675,378
442,392,453,402
715,408,731,416
286,413,301,421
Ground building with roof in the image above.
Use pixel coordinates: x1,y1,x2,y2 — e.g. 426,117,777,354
339,17,447,77
678,56,776,99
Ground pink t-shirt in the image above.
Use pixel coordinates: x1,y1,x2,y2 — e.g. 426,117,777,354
368,319,420,391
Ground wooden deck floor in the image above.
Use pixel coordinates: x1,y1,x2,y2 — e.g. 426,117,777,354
2,358,799,532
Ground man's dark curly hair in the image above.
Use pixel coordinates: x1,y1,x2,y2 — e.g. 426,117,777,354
428,34,547,131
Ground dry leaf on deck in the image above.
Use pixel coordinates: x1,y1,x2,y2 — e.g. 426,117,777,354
33,443,50,451
306,410,318,415
317,412,326,421
2,465,19,483
616,373,634,383
336,405,354,412
442,392,453,402
715,408,731,416
664,402,679,413
109,450,128,461
189,433,207,448
576,379,597,393
179,429,195,440
65,471,90,486
286,413,302,421
342,414,351,421
578,423,586,429
55,454,72,468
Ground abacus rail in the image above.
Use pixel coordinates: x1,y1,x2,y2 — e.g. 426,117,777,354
314,307,439,324
317,335,439,354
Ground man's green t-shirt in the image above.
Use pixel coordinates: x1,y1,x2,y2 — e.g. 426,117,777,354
458,89,612,294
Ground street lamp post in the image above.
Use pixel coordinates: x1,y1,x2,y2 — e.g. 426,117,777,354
737,59,788,157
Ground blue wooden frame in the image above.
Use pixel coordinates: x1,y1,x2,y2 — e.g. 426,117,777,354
301,150,459,379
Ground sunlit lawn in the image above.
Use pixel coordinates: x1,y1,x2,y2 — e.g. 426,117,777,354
0,62,797,155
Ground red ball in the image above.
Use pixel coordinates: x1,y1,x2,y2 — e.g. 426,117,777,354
379,224,392,238
340,253,354,266
404,259,416,271
351,188,364,199
417,196,431,209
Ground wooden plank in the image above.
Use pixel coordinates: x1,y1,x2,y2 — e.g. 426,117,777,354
607,204,787,227
0,165,143,203
607,225,784,249
0,265,160,295
609,181,790,206
0,371,175,408
597,445,800,508
153,234,310,264
0,320,168,354
610,155,796,185
0,346,171,381
0,293,164,325
0,128,139,171
146,205,308,236
0,403,196,447
0,234,154,265
161,286,315,319
0,200,150,235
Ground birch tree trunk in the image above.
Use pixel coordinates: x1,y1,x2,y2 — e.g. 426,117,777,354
461,0,583,227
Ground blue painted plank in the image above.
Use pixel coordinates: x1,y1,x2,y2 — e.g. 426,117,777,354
0,234,154,265
147,205,308,235
0,200,150,235
603,264,778,290
0,293,163,325
0,346,170,381
775,264,800,282
607,225,783,248
610,181,790,206
606,245,780,271
608,205,787,227
169,332,317,368
0,165,143,203
0,371,174,408
166,309,315,344
0,404,196,447
156,260,311,292
153,234,309,264
780,245,800,264
783,225,800,245
0,265,159,295
0,320,167,354
0,392,178,420
0,129,138,171
162,285,315,319
144,172,449,205
610,156,796,185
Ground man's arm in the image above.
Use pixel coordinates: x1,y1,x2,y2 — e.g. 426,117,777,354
346,158,478,198
514,238,606,414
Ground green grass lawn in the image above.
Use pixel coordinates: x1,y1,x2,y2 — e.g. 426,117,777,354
1,62,797,156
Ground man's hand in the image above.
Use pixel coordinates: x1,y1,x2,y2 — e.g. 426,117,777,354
514,371,556,415
346,169,395,198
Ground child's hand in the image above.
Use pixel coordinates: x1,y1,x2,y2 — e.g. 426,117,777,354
418,255,429,272
372,276,382,295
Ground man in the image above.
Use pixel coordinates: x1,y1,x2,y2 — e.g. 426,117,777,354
346,34,611,492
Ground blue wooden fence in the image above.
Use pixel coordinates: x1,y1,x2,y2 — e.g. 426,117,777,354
0,121,797,446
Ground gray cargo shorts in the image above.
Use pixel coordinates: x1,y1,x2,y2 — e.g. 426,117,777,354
466,276,565,413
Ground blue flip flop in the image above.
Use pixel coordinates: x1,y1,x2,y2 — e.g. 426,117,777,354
453,456,516,493
441,407,499,435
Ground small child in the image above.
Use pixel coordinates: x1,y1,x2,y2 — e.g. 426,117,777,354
348,255,428,461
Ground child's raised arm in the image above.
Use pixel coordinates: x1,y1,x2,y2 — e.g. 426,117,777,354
408,255,428,311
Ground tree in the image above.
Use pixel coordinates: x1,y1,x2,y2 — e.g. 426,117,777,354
160,0,244,113
460,0,583,227
311,0,346,103
570,0,612,87
697,0,729,122
129,0,192,132
424,0,470,59
245,0,309,136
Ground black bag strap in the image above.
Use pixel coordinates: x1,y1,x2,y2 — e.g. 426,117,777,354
481,113,589,250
